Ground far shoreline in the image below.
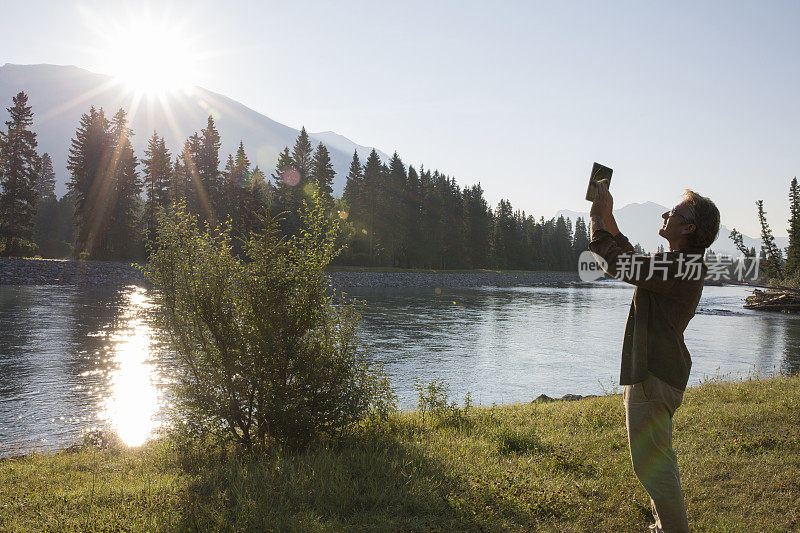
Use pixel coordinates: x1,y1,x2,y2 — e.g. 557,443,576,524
0,257,583,288
0,257,768,290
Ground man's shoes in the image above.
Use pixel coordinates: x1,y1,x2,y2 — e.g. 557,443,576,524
647,524,663,532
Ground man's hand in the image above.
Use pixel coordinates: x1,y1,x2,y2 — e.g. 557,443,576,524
590,180,613,220
590,181,619,235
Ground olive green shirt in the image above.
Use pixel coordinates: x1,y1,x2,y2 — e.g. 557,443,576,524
588,228,707,391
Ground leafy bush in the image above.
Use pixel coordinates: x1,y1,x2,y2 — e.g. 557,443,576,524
144,195,395,450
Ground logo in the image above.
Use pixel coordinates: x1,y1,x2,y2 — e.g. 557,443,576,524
578,250,608,282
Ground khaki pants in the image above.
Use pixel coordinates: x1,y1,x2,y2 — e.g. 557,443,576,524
623,372,689,533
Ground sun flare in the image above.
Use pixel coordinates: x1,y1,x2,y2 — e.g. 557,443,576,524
91,11,200,95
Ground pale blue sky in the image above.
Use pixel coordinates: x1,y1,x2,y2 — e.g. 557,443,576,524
2,0,799,237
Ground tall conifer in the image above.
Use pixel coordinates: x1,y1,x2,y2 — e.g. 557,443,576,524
311,143,335,206
343,150,362,215
292,127,313,184
198,116,221,221
36,153,56,200
361,149,384,261
0,91,40,255
786,177,800,277
67,106,113,257
756,199,783,280
106,108,140,259
142,131,172,248
572,217,590,259
463,183,491,268
272,146,300,235
233,141,250,185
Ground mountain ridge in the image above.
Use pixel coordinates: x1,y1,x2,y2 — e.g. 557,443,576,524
0,63,389,196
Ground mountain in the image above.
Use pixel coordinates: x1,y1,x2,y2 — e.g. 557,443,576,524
0,64,390,196
555,201,787,256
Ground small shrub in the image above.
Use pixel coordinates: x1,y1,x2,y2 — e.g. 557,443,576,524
413,378,471,429
144,195,395,450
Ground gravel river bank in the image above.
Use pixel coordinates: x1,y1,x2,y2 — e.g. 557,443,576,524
0,258,581,288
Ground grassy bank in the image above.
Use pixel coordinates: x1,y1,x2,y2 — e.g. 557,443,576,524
1,374,798,532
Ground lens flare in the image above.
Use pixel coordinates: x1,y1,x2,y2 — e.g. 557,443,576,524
280,168,301,187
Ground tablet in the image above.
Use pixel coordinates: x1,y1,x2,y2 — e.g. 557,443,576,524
585,162,613,202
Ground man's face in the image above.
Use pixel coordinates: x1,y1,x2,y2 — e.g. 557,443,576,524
658,201,694,243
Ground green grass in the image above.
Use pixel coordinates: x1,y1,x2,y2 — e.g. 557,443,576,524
2,373,798,532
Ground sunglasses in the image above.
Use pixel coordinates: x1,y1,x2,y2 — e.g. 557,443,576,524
662,209,692,223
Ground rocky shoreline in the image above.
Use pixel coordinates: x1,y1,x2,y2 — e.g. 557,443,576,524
0,258,582,288
0,258,146,286
328,270,581,288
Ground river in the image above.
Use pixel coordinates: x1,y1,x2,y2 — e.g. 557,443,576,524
1,282,798,455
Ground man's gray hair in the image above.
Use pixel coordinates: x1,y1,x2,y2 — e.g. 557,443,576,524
682,190,720,249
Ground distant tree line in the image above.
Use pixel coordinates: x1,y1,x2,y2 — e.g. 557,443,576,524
339,150,589,269
1,90,594,270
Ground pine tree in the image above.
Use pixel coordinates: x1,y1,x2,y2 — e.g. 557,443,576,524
142,131,172,249
462,183,492,268
234,141,250,186
728,228,754,257
272,146,299,235
106,108,141,260
381,152,407,265
405,165,424,266
544,216,572,270
756,199,783,281
572,217,590,260
67,106,114,257
418,166,438,267
32,152,60,256
339,150,366,262
222,153,245,251
785,177,800,276
248,165,269,205
0,91,40,255
243,165,270,233
343,150,362,216
224,140,248,212
223,154,237,188
310,143,335,207
169,154,187,204
292,127,313,186
181,133,203,216
197,116,221,222
361,149,384,262
35,153,56,200
439,175,466,269
520,213,538,269
492,199,516,269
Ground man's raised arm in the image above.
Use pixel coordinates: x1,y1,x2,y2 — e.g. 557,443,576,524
588,182,679,293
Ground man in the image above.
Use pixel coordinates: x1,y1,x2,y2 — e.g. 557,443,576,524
588,182,720,533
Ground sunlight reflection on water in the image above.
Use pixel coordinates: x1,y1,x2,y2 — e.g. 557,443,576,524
100,286,162,447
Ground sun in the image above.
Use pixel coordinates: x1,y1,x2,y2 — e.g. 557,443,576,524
87,9,201,95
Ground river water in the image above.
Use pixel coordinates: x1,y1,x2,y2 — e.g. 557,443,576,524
1,282,798,455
